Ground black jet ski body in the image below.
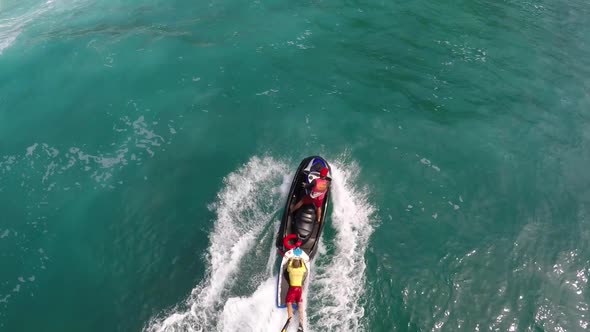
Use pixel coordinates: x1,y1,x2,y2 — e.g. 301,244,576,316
276,156,331,260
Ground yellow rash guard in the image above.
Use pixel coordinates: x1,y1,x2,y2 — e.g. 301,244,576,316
287,260,307,287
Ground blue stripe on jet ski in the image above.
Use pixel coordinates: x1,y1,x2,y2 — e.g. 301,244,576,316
312,158,327,168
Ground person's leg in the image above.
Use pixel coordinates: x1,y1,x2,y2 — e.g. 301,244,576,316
290,200,304,214
312,198,324,223
297,301,304,324
287,302,294,319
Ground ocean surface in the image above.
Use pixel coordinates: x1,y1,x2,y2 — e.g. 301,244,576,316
1,0,589,331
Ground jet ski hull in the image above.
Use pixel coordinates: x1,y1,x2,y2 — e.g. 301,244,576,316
276,156,331,259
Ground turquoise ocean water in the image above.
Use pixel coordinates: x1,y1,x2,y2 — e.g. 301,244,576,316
1,0,589,331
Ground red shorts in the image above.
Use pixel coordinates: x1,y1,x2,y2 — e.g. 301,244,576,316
286,286,302,303
302,195,323,208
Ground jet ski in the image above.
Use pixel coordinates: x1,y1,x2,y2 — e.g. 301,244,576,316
276,156,331,308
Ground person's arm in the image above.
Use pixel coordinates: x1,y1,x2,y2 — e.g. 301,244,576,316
302,179,316,189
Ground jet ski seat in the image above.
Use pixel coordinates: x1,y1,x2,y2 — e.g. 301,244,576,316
295,206,316,240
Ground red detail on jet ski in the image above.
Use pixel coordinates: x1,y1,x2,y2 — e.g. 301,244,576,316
283,234,302,250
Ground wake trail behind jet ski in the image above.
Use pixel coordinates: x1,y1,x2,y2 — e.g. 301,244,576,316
306,157,378,331
143,156,290,332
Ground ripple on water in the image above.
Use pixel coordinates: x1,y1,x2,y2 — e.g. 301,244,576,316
0,105,179,314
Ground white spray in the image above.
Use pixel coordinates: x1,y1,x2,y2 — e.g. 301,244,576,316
144,156,289,332
308,157,377,331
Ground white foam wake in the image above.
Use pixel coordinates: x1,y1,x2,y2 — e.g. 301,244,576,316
219,278,290,332
308,157,377,331
144,156,289,332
